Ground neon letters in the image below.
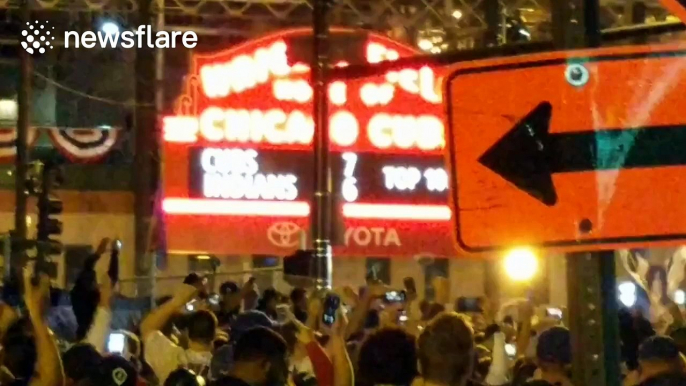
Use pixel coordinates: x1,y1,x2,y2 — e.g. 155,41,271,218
164,39,445,152
382,166,448,192
199,107,313,145
201,41,290,98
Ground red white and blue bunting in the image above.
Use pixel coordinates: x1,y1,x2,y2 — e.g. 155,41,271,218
47,128,120,162
0,127,39,160
0,127,121,163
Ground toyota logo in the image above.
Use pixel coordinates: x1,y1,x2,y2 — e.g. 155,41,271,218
267,222,302,248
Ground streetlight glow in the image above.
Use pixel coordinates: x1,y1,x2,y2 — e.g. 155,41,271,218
452,10,463,20
0,99,17,121
101,21,120,35
504,247,538,282
618,282,637,307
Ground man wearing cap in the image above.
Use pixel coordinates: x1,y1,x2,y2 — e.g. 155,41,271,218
209,310,277,379
627,336,686,385
216,282,242,329
528,327,574,386
86,355,141,386
212,327,289,386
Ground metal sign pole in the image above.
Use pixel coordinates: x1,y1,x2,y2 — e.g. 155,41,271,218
310,0,333,287
134,0,157,296
553,1,621,385
13,0,32,271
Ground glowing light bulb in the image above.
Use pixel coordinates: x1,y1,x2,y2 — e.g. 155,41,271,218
618,282,637,307
101,21,120,35
417,39,433,51
503,248,538,282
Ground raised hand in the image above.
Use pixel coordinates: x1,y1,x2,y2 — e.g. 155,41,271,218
23,266,50,318
95,237,111,256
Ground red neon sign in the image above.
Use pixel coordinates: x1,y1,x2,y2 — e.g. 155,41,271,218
164,37,443,153
163,28,449,222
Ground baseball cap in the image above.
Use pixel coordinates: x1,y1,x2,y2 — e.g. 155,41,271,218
639,336,680,362
230,310,276,342
90,355,138,386
62,343,102,382
536,326,571,365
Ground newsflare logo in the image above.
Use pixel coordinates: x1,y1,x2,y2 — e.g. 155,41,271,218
21,21,54,54
20,20,198,54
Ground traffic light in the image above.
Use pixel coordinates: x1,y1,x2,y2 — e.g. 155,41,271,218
36,163,64,257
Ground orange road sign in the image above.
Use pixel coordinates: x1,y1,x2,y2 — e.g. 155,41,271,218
660,0,686,22
445,44,686,254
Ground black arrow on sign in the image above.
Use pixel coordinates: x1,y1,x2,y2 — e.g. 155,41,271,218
478,101,686,206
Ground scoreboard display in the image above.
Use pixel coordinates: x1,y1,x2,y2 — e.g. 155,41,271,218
187,147,447,205
162,28,454,256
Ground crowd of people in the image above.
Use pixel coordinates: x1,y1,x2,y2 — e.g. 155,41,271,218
2,244,686,386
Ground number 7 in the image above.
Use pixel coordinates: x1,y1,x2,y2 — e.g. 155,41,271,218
342,152,358,177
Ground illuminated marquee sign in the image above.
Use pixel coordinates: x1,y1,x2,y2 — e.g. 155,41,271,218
164,29,449,216
164,40,444,153
162,28,455,256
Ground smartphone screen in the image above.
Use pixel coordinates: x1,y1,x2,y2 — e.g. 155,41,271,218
208,293,220,306
108,333,125,354
322,294,341,326
505,343,517,357
384,290,406,304
546,307,563,319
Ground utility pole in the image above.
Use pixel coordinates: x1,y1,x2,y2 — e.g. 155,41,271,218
482,0,501,46
12,0,32,271
150,0,165,305
310,0,333,287
134,0,157,296
553,1,621,385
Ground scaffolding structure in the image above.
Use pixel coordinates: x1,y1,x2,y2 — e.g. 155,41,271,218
0,1,676,49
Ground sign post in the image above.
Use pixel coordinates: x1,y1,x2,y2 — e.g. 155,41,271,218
310,0,333,286
552,2,621,384
13,0,32,271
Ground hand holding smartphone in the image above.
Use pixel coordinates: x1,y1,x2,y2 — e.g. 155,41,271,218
322,293,341,326
383,290,406,304
546,307,563,319
108,332,125,354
